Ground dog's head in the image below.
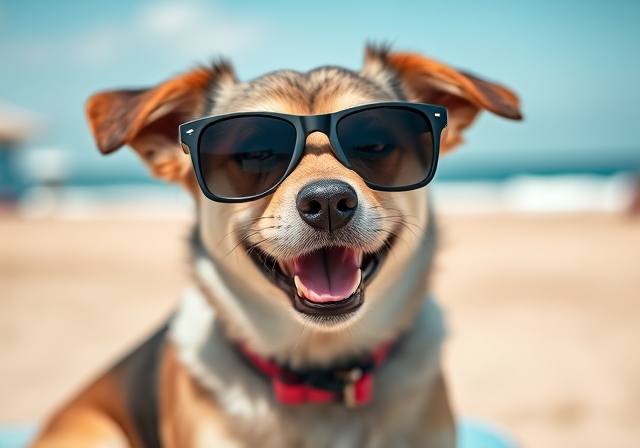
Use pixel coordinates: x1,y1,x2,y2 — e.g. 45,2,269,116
87,46,520,363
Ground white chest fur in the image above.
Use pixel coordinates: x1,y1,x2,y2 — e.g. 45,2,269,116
169,285,446,448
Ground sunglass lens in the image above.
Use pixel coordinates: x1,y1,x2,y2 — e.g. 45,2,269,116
336,107,434,188
199,116,296,199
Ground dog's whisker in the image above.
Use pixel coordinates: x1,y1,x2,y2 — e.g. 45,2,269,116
369,228,410,264
245,215,277,223
397,222,429,246
290,321,309,358
246,237,274,256
374,216,430,247
213,222,279,254
373,215,427,234
378,231,400,266
221,230,270,261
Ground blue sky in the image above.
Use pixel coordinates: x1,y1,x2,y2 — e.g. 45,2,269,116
1,0,639,182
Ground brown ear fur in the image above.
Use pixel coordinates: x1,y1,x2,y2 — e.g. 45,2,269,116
366,47,522,153
86,63,236,188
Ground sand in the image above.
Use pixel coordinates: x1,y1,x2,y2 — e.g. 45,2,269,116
1,212,639,447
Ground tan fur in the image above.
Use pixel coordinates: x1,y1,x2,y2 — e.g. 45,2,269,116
32,366,142,447
159,343,240,448
32,46,521,448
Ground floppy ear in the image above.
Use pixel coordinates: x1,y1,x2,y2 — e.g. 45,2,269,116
86,62,236,190
364,47,522,153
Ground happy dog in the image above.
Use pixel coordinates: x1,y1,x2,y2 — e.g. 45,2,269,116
31,45,521,447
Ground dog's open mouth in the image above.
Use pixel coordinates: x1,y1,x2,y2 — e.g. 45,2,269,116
290,248,362,303
249,244,389,320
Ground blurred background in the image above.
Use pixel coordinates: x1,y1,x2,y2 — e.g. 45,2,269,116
1,1,639,447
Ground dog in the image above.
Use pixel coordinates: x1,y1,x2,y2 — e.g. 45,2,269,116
31,45,521,448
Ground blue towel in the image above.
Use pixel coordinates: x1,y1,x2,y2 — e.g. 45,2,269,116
457,418,518,448
0,425,36,448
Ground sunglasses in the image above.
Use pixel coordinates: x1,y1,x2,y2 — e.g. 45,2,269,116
179,102,447,203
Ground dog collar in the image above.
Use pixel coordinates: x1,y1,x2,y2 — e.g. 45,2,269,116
237,342,395,408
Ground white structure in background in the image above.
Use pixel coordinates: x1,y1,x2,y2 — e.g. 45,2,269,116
18,147,194,220
18,147,69,219
20,183,195,221
0,101,38,141
0,100,43,201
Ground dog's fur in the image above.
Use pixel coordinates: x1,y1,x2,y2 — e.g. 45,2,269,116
31,46,521,448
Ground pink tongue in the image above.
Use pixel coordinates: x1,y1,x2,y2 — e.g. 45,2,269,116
293,248,360,303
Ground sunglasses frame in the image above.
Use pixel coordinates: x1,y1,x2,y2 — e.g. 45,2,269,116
179,102,448,203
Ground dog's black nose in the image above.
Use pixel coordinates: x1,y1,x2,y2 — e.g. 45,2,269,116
296,180,358,231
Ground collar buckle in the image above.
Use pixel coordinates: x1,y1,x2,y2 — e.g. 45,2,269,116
337,367,363,408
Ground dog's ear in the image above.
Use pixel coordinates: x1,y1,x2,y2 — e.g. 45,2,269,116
364,47,522,153
86,62,236,188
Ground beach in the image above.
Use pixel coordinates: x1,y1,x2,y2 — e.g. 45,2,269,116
1,211,639,447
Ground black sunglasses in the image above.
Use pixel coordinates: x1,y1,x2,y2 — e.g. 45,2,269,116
179,102,447,203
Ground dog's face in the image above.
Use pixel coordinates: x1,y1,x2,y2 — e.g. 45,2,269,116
86,46,520,361
197,64,426,327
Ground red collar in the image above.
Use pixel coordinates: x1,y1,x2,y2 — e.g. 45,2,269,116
238,341,395,407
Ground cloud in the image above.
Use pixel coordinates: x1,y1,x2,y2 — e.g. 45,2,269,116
0,1,268,69
133,1,266,61
140,2,196,36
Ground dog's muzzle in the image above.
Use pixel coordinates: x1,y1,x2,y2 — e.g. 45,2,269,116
247,179,390,322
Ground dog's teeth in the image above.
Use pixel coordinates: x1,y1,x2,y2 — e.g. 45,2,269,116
293,275,306,298
357,252,364,266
